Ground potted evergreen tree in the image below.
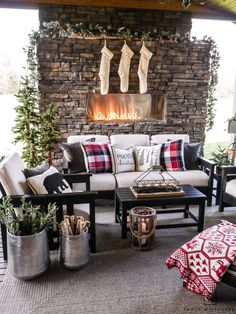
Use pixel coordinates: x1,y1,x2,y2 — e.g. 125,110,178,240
210,145,231,174
0,198,57,280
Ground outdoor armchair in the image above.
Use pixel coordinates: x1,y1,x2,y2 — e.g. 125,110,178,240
0,152,97,260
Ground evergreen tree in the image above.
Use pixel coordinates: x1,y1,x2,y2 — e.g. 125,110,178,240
12,36,61,167
40,103,61,166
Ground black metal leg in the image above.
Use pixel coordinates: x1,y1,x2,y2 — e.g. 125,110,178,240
89,201,96,253
121,205,127,239
115,194,119,223
197,201,205,232
184,204,189,218
0,224,7,260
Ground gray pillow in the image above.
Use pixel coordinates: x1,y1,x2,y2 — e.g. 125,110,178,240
61,138,95,173
184,143,202,170
23,163,50,178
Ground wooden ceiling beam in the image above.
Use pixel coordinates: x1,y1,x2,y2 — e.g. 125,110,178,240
1,0,236,21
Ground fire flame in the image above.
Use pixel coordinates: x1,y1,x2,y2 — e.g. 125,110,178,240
89,95,143,121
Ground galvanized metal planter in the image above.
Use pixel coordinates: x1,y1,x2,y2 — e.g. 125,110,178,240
60,230,90,270
7,228,49,280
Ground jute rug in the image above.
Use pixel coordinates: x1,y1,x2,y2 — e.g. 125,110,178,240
0,203,236,314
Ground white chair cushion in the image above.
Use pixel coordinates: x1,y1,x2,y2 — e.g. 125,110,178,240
110,134,150,147
73,204,90,220
115,170,209,188
115,171,164,188
168,170,209,187
225,179,236,197
151,134,190,144
67,135,110,144
73,173,116,191
0,152,31,195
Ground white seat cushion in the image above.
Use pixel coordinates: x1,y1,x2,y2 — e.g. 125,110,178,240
0,152,31,195
110,134,150,147
73,173,116,191
115,170,209,188
115,171,164,188
225,179,236,197
168,170,209,187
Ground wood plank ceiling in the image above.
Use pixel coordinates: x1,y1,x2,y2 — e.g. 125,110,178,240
1,0,236,21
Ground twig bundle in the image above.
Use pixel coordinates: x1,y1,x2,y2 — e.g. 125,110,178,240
59,215,90,236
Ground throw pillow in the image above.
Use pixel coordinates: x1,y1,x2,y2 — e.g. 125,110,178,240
82,143,112,174
60,138,95,173
184,143,202,170
134,145,162,171
111,146,135,173
160,139,186,171
27,166,72,194
23,163,49,178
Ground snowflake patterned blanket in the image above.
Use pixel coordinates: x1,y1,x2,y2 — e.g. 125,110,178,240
165,220,236,300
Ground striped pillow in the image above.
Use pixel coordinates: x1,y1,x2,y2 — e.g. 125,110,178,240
82,143,112,174
160,139,186,171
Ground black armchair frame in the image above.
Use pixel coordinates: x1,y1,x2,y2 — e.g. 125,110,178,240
198,157,215,207
0,173,97,261
219,166,236,212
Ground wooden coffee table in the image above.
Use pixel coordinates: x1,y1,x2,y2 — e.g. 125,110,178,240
115,184,206,239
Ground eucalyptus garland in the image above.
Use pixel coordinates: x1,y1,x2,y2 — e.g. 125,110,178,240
14,21,219,166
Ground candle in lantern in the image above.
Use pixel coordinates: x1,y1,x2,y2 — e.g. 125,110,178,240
141,219,146,245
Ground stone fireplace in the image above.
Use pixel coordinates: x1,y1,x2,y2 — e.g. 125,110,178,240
38,5,210,166
86,94,166,122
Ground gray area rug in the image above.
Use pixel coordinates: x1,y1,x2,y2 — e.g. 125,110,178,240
0,201,236,314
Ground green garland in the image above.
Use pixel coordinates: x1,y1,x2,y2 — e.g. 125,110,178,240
14,21,219,166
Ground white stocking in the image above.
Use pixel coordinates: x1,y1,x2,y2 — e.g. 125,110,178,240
138,42,153,94
99,42,114,95
118,42,134,93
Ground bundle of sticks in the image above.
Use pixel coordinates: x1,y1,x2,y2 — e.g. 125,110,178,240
59,215,90,236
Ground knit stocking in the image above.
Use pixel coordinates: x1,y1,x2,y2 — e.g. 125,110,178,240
138,42,153,94
99,42,114,95
118,42,134,93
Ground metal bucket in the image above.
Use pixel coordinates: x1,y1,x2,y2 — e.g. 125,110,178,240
60,230,90,270
7,228,49,280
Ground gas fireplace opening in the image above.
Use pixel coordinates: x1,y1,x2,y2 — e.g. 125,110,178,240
86,93,166,122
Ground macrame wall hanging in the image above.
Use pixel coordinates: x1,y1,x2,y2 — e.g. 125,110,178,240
118,41,134,93
138,42,153,94
99,41,114,95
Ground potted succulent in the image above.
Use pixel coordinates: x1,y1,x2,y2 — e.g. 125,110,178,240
0,197,57,280
210,145,231,174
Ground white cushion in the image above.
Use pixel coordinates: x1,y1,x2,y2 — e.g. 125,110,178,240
151,134,190,144
134,145,162,171
115,170,209,188
73,204,90,220
168,170,209,187
225,179,236,197
110,134,150,147
0,152,31,195
110,146,135,173
73,173,116,191
27,166,72,194
67,135,110,144
115,171,165,188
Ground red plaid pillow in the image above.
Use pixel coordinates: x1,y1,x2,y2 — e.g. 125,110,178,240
82,143,112,173
160,139,186,171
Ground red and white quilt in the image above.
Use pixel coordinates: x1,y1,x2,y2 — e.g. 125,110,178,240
165,220,236,300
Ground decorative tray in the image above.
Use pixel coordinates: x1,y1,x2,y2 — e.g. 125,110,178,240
130,186,185,199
